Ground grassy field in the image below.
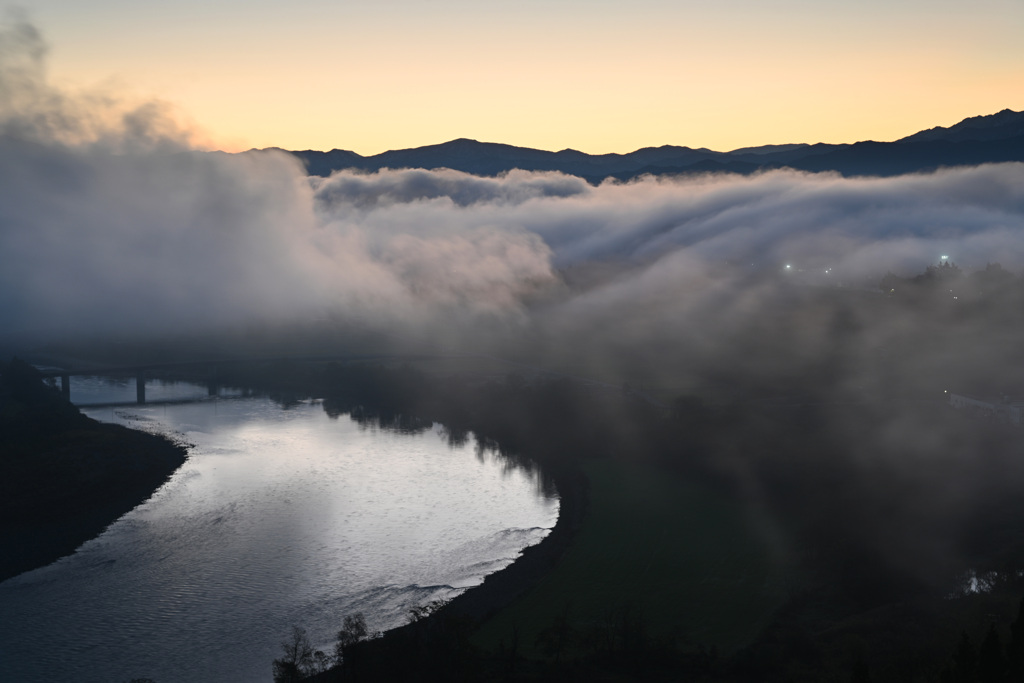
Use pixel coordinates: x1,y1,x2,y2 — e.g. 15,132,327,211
472,457,790,659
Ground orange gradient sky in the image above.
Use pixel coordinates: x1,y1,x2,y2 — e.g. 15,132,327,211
16,0,1024,154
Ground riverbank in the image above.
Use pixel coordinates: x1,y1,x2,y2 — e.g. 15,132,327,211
435,465,588,624
470,457,786,658
308,464,589,681
333,452,786,681
0,360,188,582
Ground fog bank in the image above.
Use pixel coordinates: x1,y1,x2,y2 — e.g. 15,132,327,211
3,16,1024,388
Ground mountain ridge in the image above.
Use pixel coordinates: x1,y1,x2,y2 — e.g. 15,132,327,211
266,109,1024,181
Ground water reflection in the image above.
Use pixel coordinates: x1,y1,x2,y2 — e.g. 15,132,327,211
328,398,557,500
0,391,558,683
63,374,247,406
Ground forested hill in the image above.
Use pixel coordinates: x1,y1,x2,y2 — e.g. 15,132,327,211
272,109,1024,181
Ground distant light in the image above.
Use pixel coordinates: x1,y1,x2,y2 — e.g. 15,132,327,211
941,255,949,261
785,264,791,269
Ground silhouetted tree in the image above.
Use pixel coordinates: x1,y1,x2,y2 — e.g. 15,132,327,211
272,626,328,683
978,624,1005,683
1008,597,1024,681
850,653,871,683
970,262,1013,296
334,612,370,676
952,632,978,683
535,602,575,663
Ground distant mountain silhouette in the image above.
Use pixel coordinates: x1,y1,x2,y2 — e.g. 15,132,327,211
896,108,1024,143
272,109,1024,181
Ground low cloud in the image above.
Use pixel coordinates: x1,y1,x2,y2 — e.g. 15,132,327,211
2,15,1024,374
7,15,1024,597
311,166,589,210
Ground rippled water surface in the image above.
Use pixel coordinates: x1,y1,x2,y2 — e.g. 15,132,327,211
0,392,559,683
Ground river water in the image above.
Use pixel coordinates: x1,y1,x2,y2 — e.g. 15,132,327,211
0,379,559,683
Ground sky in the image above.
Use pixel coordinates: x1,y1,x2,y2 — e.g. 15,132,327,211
11,0,1024,154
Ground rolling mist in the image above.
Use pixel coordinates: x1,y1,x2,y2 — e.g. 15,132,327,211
2,16,1023,354
7,14,1024,612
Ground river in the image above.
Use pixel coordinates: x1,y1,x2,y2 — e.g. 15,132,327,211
0,378,559,683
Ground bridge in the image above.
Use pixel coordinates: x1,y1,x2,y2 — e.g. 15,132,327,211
31,352,669,409
35,354,447,405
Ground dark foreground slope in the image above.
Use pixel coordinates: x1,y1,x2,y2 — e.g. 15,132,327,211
0,359,187,582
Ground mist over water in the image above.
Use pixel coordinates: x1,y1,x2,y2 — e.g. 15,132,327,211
6,14,1024,616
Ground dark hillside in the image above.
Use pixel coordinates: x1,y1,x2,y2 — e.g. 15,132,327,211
0,359,187,581
897,108,1024,144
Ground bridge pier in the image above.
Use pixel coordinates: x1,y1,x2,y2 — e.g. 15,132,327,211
61,374,71,402
136,372,146,404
